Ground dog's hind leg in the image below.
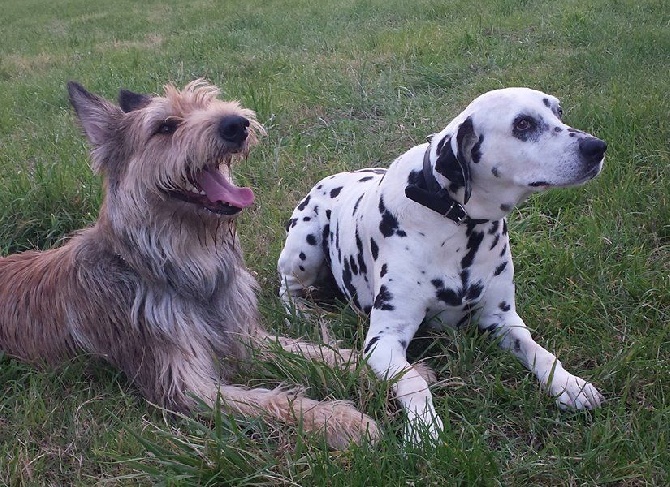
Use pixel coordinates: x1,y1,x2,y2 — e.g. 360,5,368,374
277,196,331,312
255,332,356,368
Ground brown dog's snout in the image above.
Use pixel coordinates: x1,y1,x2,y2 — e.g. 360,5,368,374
579,137,607,166
219,115,250,145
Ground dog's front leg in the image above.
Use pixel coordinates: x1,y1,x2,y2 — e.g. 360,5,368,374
479,305,604,410
364,306,444,445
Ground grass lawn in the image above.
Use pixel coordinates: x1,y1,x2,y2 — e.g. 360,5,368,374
0,0,668,484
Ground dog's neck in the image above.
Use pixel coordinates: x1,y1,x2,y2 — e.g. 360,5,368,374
96,205,243,298
405,145,489,225
406,143,537,223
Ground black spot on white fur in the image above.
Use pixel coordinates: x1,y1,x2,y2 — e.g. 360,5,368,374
483,323,499,333
285,218,297,231
353,194,363,215
407,169,422,186
434,135,466,193
431,279,461,306
355,230,367,275
373,285,395,311
380,263,388,278
489,233,500,250
378,197,406,238
461,226,485,269
471,134,484,163
322,224,330,263
370,238,379,260
341,259,357,301
465,281,483,301
297,195,311,211
364,335,380,354
349,255,358,275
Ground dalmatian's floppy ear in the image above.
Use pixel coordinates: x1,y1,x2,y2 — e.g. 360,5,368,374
435,116,476,204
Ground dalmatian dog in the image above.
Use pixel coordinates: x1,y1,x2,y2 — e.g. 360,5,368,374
278,88,607,443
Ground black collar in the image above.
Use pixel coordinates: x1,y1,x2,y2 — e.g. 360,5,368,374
405,143,488,225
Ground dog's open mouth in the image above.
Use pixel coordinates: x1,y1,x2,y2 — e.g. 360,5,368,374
168,165,255,215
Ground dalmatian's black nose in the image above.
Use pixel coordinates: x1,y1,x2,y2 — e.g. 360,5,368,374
219,115,250,145
579,137,607,166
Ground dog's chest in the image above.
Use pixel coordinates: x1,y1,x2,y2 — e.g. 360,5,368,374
419,220,510,323
415,218,505,293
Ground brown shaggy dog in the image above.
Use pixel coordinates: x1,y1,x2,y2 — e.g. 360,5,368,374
0,80,378,449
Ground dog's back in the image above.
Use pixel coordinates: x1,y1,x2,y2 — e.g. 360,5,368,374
0,243,80,364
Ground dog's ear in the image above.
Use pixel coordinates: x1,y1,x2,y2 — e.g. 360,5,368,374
118,89,152,113
455,117,477,203
434,116,477,203
68,81,122,148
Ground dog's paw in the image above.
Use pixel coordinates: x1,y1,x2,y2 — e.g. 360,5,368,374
549,372,604,410
404,407,444,446
316,401,381,449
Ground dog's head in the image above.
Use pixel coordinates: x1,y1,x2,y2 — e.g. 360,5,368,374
428,88,606,216
68,80,263,219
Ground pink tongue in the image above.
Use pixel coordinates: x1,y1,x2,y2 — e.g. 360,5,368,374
195,168,255,208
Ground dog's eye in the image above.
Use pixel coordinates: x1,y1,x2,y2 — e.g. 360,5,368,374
556,106,563,119
514,117,535,132
155,118,181,135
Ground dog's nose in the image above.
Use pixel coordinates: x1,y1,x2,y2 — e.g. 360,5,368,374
579,137,607,165
219,115,250,145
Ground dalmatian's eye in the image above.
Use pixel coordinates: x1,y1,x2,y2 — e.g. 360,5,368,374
514,117,535,132
557,106,563,119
